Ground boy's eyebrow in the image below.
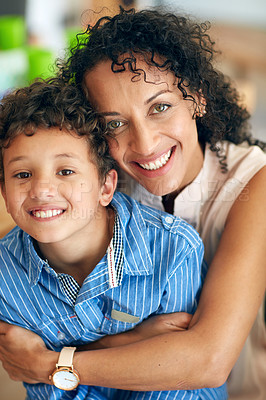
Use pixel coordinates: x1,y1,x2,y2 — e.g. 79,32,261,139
101,90,171,116
7,156,27,166
54,153,81,160
7,153,81,166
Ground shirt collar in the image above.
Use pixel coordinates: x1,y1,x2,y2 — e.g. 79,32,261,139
21,231,49,286
111,192,153,276
21,191,153,287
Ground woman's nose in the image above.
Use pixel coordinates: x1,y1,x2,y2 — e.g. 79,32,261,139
128,120,160,155
29,177,57,200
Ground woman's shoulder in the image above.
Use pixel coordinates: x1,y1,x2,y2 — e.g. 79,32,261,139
216,140,264,168
204,140,266,182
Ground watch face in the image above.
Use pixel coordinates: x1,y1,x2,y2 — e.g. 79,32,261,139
52,368,79,391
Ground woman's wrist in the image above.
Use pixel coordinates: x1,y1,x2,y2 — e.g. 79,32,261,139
37,348,59,384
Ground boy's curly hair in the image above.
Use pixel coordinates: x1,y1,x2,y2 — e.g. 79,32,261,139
0,79,116,183
57,7,265,170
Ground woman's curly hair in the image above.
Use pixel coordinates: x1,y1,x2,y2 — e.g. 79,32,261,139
57,6,265,170
0,79,116,183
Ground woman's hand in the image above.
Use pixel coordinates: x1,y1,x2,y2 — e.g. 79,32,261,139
0,321,55,384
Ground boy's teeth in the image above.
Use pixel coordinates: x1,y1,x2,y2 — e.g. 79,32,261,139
33,209,62,218
139,150,171,171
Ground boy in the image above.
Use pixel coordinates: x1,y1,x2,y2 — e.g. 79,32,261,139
0,80,221,399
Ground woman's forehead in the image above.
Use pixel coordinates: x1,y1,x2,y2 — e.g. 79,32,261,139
85,56,176,89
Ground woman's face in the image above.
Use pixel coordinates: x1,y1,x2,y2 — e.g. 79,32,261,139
85,58,204,196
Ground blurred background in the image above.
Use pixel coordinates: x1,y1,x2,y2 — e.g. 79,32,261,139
0,1,265,399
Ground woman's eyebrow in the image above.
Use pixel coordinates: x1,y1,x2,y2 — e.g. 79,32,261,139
101,111,120,117
145,89,171,105
101,90,172,116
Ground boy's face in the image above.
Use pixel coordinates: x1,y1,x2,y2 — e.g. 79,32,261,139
1,128,117,245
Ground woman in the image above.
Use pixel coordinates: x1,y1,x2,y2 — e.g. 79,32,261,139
0,7,265,399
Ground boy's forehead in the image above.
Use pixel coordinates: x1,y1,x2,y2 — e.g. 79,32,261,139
3,128,91,162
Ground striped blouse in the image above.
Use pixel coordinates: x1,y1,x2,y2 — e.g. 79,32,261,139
0,191,227,399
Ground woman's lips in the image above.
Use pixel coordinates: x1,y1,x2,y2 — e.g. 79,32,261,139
138,149,172,171
131,146,176,177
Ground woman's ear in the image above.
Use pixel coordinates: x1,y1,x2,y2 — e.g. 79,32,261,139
99,169,118,207
195,91,207,117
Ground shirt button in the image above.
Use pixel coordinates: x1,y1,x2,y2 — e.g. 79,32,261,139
165,216,174,224
57,331,65,340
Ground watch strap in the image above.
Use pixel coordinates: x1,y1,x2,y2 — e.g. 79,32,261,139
57,346,76,368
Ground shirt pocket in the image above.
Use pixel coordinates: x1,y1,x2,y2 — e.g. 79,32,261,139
100,305,142,335
35,313,88,349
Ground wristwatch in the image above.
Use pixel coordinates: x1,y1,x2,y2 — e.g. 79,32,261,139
49,347,80,391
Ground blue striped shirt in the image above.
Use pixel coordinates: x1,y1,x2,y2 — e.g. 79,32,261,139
0,192,227,399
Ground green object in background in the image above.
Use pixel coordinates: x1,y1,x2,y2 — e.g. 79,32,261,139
27,47,55,83
65,27,88,54
0,15,26,50
66,27,82,49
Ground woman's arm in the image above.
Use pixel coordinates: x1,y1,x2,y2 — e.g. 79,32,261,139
1,168,265,390
80,312,192,350
0,313,192,383
73,167,266,390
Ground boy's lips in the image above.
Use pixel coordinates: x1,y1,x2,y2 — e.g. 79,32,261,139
29,208,65,219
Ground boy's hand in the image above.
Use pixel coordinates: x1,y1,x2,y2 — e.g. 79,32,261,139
0,321,55,384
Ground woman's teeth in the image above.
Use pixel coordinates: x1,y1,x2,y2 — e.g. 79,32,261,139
139,149,171,171
32,209,63,219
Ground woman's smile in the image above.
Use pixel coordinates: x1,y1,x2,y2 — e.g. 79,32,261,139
136,147,172,171
130,146,176,179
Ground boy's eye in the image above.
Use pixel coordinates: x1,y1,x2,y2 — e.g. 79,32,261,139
107,120,124,130
15,172,31,179
153,104,170,114
58,169,74,176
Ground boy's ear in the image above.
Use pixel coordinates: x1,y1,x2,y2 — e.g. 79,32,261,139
99,169,118,207
0,183,10,214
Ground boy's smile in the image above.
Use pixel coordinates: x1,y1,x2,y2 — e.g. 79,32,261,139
2,128,116,272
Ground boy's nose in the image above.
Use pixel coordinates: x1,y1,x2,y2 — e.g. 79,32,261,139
129,121,160,155
29,178,57,200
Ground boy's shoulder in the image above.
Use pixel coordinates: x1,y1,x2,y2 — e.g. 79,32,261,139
0,226,28,263
0,225,22,245
111,191,202,249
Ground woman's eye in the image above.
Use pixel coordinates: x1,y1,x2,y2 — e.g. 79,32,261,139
107,120,124,130
15,172,31,179
153,104,170,114
58,169,74,176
